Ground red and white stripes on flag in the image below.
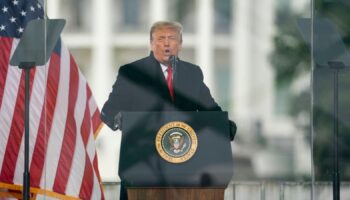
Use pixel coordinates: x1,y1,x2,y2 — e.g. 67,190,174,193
0,37,105,199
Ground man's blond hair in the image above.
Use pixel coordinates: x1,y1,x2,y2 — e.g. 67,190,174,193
150,21,183,42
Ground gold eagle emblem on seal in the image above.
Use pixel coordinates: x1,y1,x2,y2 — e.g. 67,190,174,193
155,121,198,163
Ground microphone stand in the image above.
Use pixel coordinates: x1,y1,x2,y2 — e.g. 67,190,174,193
169,55,178,86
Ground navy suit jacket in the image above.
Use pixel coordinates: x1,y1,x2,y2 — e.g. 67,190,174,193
101,52,236,139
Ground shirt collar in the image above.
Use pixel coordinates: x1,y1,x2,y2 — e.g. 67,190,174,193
160,63,168,73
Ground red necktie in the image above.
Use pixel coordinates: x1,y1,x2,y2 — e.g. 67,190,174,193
167,66,174,101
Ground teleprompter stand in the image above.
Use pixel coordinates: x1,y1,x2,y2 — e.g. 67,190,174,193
10,19,65,200
298,18,350,200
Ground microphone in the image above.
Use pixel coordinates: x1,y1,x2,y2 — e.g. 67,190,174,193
169,55,178,71
169,55,178,87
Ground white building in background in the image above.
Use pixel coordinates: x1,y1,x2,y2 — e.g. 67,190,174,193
47,0,311,182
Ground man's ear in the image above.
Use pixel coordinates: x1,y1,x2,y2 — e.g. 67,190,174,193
150,41,156,52
178,41,183,52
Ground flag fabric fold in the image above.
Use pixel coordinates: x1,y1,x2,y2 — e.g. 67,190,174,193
0,0,105,199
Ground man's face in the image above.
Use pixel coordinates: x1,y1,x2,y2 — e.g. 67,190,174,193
151,28,182,65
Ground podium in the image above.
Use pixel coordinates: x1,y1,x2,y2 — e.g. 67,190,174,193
119,111,233,200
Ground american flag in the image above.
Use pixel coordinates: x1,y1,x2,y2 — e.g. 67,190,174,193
0,0,105,199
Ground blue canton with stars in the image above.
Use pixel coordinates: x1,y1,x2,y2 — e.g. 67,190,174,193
0,0,44,38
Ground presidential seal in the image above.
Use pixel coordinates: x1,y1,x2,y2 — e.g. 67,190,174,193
155,121,198,163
